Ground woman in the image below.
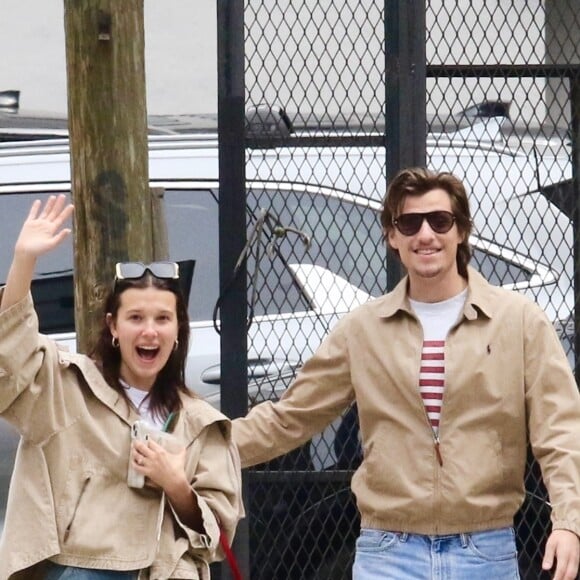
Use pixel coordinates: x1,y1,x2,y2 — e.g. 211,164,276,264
0,195,243,579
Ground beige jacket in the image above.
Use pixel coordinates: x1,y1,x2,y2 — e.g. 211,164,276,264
233,267,580,536
0,293,243,580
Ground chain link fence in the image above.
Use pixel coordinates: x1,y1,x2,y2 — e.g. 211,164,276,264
219,1,579,578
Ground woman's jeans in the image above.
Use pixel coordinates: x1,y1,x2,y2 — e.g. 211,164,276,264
353,527,521,580
44,563,138,580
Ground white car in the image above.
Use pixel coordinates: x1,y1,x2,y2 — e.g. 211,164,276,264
0,106,573,543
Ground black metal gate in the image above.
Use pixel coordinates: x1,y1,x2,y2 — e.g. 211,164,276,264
216,1,580,578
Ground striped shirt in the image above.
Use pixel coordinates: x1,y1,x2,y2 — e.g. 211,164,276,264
410,289,467,434
420,340,445,430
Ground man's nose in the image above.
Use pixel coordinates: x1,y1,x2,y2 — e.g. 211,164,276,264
416,217,436,238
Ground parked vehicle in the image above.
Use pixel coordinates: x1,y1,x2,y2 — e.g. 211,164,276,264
0,104,573,578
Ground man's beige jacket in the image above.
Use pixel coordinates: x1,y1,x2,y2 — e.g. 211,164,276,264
233,267,580,537
0,293,243,580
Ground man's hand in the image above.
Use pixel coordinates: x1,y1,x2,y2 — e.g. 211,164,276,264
542,529,580,580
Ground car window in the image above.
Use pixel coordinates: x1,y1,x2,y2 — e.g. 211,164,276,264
1,189,205,330
471,247,532,286
0,186,314,327
164,185,318,320
0,191,75,333
247,186,387,308
0,191,74,282
163,188,220,322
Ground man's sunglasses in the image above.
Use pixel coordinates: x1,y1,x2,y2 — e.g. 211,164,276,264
392,211,456,236
115,261,180,281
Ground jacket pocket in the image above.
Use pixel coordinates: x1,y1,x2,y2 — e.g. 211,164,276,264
466,527,517,561
63,475,90,542
355,529,400,553
57,464,159,560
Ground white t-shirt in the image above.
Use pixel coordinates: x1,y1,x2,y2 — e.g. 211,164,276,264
121,380,164,429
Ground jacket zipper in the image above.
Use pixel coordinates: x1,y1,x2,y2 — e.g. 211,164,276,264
64,476,90,542
414,322,445,467
431,315,466,467
433,432,443,466
421,406,444,466
420,394,444,466
156,492,166,543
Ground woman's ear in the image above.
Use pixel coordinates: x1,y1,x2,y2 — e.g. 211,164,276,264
106,313,116,336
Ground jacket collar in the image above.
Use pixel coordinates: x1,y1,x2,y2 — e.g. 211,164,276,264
376,265,494,321
59,349,229,442
57,350,137,422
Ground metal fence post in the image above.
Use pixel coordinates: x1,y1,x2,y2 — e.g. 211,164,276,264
384,0,427,290
217,0,249,578
571,76,580,381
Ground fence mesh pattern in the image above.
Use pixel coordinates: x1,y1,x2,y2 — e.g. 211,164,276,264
238,1,579,578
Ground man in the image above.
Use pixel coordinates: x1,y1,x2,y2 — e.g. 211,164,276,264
232,167,580,579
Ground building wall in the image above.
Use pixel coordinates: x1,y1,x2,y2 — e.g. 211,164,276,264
0,0,217,115
1,0,576,125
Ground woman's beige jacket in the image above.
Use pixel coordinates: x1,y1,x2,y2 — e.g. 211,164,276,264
0,293,243,580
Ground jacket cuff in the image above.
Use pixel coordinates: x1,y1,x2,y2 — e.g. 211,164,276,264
168,490,221,552
551,519,580,538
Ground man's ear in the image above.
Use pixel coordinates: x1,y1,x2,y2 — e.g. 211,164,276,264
386,227,398,251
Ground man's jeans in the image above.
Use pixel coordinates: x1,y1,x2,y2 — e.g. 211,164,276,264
44,563,138,580
353,527,520,580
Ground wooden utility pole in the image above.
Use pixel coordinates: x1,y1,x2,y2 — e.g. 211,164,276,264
64,1,165,352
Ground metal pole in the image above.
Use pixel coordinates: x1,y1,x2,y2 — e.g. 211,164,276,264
571,75,580,382
384,0,427,290
217,0,250,577
63,0,152,352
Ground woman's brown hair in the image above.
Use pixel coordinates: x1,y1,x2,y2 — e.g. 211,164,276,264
90,273,193,422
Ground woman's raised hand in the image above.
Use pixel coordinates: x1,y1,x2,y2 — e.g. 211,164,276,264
15,195,75,259
1,195,75,312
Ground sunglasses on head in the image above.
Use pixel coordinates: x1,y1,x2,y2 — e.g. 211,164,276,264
115,261,180,282
392,210,456,236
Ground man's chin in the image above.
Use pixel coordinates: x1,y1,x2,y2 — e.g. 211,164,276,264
413,265,443,279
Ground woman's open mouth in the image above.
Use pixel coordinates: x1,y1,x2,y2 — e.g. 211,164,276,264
136,346,160,361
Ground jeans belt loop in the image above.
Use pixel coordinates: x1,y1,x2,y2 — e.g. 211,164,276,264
460,532,469,548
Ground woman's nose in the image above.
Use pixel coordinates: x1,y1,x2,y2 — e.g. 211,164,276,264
141,321,158,335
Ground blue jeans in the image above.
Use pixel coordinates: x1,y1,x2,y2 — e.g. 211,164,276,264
44,563,138,580
353,527,520,580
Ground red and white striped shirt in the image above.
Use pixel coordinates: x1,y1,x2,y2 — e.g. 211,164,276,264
410,289,467,433
420,340,445,430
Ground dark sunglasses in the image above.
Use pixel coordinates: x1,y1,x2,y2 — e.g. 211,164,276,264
393,211,456,236
115,261,180,281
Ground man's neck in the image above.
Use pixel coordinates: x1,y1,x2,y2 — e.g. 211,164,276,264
407,272,467,303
